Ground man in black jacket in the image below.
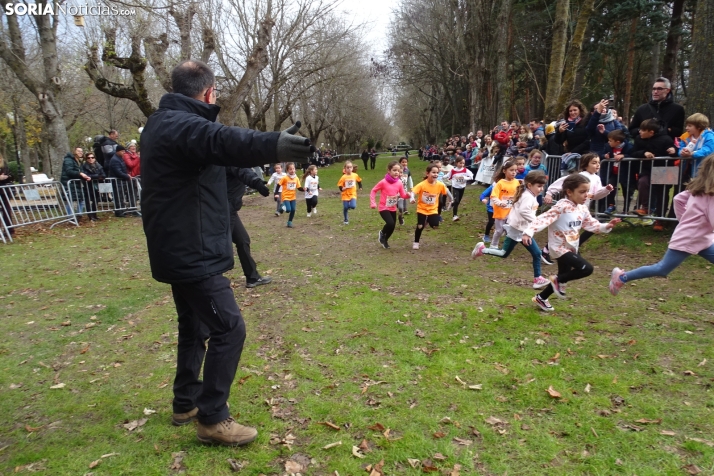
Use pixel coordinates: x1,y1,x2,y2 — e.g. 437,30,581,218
140,60,312,446
108,146,140,217
226,167,273,288
100,130,119,168
629,77,685,140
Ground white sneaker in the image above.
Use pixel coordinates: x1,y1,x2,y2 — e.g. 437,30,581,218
312,208,317,215
343,221,349,225
412,242,420,250
471,242,485,259
452,216,459,221
307,213,311,217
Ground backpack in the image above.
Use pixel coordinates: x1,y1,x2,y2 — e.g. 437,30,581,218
560,153,581,177
93,135,107,164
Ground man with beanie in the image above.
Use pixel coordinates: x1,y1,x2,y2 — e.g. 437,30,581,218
108,145,140,217
140,60,313,446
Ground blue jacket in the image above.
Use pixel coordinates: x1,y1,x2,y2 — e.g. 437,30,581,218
587,111,628,156
680,129,714,177
525,163,547,175
480,184,494,213
108,153,131,181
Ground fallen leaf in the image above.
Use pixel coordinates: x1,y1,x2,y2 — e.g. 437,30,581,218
452,437,473,446
433,431,446,438
468,384,483,390
89,459,102,469
370,459,385,476
80,345,90,354
238,375,252,385
50,383,65,389
101,453,119,459
318,421,341,431
368,422,385,431
322,441,342,449
548,352,560,362
432,453,447,461
25,424,44,433
584,383,592,393
617,422,643,432
169,451,185,471
485,416,505,425
415,329,426,338
143,408,156,416
407,458,421,468
660,430,677,436
454,376,467,386
683,370,696,376
227,458,244,472
683,464,702,475
421,459,438,472
450,463,462,476
697,359,707,367
122,418,148,432
687,437,714,447
351,446,366,458
634,418,662,424
285,460,305,473
615,458,623,465
546,386,562,398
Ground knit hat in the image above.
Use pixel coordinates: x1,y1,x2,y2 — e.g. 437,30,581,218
545,123,556,135
116,145,126,152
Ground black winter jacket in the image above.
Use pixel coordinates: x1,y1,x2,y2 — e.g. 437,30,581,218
630,131,676,175
108,154,131,181
555,117,591,154
226,167,265,212
100,138,118,167
140,93,279,284
60,153,82,187
629,94,685,139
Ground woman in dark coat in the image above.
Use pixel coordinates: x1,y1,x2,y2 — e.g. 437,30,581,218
60,147,89,214
361,149,369,170
81,152,105,221
555,100,591,154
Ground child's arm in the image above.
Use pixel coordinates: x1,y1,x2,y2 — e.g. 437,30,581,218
357,175,363,190
407,175,413,190
582,208,619,233
592,183,612,200
490,182,510,208
673,190,690,220
267,173,276,186
370,181,382,208
544,176,565,203
466,169,474,181
480,184,494,202
337,176,344,192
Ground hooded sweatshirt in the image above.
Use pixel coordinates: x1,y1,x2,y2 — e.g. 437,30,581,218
370,174,410,212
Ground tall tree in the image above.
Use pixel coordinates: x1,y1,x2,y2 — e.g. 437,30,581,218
661,0,686,91
543,0,569,119
0,0,70,175
688,0,714,117
555,0,596,112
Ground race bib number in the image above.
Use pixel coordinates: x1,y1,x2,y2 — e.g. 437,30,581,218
309,183,318,191
385,195,398,207
344,179,355,189
454,175,466,185
287,182,297,191
421,192,437,205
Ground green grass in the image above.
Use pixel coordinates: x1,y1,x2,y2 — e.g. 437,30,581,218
1,153,713,475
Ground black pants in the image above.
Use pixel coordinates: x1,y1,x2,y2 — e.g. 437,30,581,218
538,252,593,300
0,190,13,233
171,274,246,424
370,156,376,169
231,212,260,283
83,182,98,219
485,210,495,236
306,196,318,213
379,210,397,241
452,187,465,216
362,158,369,170
415,212,440,242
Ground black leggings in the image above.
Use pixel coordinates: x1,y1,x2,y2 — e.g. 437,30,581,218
379,210,397,241
306,196,318,213
414,212,440,242
452,187,465,215
538,252,594,300
485,210,495,236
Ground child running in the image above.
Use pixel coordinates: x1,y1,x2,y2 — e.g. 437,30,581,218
370,161,411,249
337,160,362,225
397,156,413,225
489,159,520,249
303,164,321,217
471,171,550,289
524,174,621,311
278,163,301,228
410,163,453,249
480,184,495,243
609,154,714,295
448,156,474,221
267,163,286,216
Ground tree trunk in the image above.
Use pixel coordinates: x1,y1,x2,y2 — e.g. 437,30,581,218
12,102,32,184
555,0,596,113
622,18,638,123
650,41,661,85
543,0,570,120
662,0,686,92
688,0,714,118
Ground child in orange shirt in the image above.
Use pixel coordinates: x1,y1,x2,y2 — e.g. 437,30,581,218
409,163,452,249
489,159,519,249
278,162,301,228
337,161,362,225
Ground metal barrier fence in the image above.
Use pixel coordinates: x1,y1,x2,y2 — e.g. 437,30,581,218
0,181,78,243
542,154,693,223
65,177,141,219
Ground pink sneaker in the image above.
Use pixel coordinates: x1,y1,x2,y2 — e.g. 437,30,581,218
609,267,626,296
549,275,566,299
471,242,485,259
532,276,549,289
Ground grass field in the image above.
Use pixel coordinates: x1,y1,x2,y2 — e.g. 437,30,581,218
1,153,713,475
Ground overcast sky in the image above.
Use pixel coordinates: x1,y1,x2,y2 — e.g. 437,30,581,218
340,0,398,57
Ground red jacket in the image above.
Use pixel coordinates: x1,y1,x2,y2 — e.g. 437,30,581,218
123,151,140,177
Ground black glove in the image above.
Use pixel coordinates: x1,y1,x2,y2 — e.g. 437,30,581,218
277,121,315,163
256,181,270,197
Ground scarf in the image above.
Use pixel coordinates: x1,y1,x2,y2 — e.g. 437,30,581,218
385,173,399,184
288,173,297,179
598,109,615,123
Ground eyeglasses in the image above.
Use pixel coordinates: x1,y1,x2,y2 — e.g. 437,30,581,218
86,156,95,159
652,87,668,91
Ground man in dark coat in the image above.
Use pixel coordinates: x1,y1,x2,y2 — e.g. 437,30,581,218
100,130,119,168
140,60,312,446
108,145,140,217
629,77,685,140
225,167,273,288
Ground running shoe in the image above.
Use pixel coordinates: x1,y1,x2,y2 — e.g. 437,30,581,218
609,267,625,296
541,251,554,265
533,276,550,289
399,215,405,225
604,205,616,215
287,221,293,228
471,242,485,259
532,295,554,312
412,242,420,250
549,275,566,299
453,216,460,221
633,207,648,216
483,235,491,244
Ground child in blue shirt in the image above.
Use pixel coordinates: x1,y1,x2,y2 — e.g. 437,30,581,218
525,149,548,174
515,156,528,181
480,183,495,243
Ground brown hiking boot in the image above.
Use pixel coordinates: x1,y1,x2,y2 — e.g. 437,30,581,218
196,417,258,446
172,407,198,426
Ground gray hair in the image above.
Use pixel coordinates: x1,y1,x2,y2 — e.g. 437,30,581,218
655,77,671,89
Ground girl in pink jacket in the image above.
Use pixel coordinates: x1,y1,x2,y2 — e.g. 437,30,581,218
371,161,411,249
609,153,714,295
